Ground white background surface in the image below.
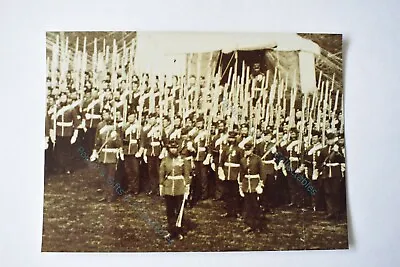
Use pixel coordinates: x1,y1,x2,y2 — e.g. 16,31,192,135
1,0,399,266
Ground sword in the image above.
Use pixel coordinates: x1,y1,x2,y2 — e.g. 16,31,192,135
176,197,186,228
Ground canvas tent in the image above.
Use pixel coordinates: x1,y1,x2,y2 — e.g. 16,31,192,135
134,32,321,93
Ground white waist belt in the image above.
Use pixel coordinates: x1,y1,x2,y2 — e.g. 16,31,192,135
129,139,138,144
87,114,102,119
263,160,275,164
150,141,160,146
57,121,73,127
224,162,240,167
167,175,184,180
326,163,340,167
198,147,206,152
244,174,260,179
289,157,299,161
103,148,119,153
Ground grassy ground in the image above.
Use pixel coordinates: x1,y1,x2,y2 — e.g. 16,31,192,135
42,163,348,252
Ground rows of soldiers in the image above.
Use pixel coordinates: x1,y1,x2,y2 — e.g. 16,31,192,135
45,67,346,240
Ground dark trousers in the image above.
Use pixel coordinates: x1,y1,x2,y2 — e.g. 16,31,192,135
311,179,326,211
207,167,216,199
288,174,303,207
244,193,262,229
147,156,160,194
223,180,239,216
84,128,97,154
339,176,347,214
54,136,73,172
44,141,56,176
101,163,119,201
193,161,208,201
322,177,341,216
165,195,184,237
261,174,275,209
124,155,140,194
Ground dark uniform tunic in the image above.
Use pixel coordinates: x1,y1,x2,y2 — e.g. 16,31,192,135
319,145,346,218
51,103,79,173
220,144,243,217
122,124,141,194
239,153,263,230
159,154,191,238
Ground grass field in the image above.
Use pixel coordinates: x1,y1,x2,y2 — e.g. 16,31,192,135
42,163,348,252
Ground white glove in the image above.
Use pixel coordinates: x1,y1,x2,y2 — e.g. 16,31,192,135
312,169,319,180
49,129,56,144
70,134,77,144
203,154,211,165
135,150,141,158
45,136,49,150
120,152,125,161
159,147,167,159
211,162,216,171
187,141,195,152
143,155,148,163
255,183,263,194
218,167,225,181
184,185,190,200
90,150,98,161
341,163,346,173
239,184,244,197
159,185,164,196
333,144,339,152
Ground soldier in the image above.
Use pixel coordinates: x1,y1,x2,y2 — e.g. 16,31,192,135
218,131,243,218
286,129,303,208
210,120,228,200
122,114,141,195
319,132,346,220
304,129,324,211
159,140,191,241
83,89,102,156
239,141,264,233
260,130,276,211
50,94,79,174
139,113,163,195
191,117,209,204
90,110,124,202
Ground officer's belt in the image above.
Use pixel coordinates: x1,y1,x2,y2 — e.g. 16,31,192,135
102,148,119,153
129,139,138,144
263,160,275,165
326,163,340,167
167,175,184,180
150,141,160,146
289,157,299,161
57,121,73,127
224,162,240,167
86,114,102,119
244,174,260,179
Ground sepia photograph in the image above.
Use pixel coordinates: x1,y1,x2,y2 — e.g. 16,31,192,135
42,31,348,252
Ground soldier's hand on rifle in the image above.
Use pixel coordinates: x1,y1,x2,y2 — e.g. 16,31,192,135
238,183,244,197
211,162,216,171
49,129,56,144
333,144,339,152
70,130,78,144
203,153,212,165
90,150,98,162
255,181,264,194
218,167,225,181
184,185,190,200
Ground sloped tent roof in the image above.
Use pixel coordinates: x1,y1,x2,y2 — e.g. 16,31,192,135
134,32,321,78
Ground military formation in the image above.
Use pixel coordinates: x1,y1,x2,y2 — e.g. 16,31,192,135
45,35,346,241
